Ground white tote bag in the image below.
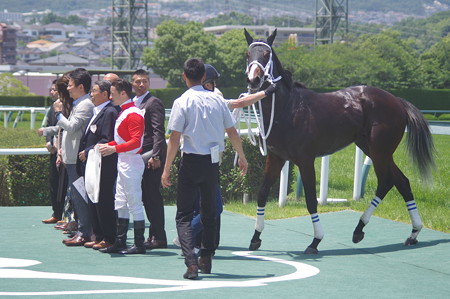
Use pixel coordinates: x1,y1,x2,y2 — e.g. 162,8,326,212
85,146,102,203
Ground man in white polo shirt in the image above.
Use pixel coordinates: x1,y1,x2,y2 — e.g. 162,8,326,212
162,58,248,280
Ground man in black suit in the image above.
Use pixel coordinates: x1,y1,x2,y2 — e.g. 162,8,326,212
132,69,168,249
77,80,119,251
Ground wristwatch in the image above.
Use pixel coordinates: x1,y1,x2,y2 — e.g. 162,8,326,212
153,156,160,161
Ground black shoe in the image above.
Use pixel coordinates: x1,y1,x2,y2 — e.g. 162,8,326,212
183,265,198,280
144,238,168,250
198,255,212,274
99,242,127,253
120,245,146,254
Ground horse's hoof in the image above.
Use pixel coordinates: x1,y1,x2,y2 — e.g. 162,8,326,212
304,246,318,254
404,237,418,246
352,232,365,243
249,240,261,251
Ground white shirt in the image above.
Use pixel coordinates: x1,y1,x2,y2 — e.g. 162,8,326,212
133,91,149,108
168,85,235,155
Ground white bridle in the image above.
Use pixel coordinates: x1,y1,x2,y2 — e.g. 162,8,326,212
242,42,282,156
246,41,282,90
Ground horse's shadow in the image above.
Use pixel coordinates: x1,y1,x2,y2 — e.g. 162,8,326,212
218,238,450,260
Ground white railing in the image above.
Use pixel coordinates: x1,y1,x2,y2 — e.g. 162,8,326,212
0,106,48,129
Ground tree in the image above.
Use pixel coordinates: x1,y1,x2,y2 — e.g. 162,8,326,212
277,30,422,89
41,12,86,26
141,20,217,87
214,29,249,88
0,73,34,96
419,35,450,88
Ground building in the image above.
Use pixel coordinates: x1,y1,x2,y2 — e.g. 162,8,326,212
0,23,17,65
0,11,23,23
28,53,89,67
204,25,315,47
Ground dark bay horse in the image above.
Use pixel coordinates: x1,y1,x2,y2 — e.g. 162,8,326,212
244,29,435,254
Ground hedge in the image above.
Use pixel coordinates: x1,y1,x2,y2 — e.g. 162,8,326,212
0,96,50,107
0,155,50,206
0,139,292,207
1,88,448,110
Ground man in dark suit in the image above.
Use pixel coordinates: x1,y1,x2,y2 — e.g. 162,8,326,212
132,69,168,249
77,80,119,250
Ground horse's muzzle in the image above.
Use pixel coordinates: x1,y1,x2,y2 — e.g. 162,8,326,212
247,76,264,92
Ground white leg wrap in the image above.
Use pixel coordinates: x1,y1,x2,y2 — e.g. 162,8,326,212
255,207,265,232
361,196,381,225
311,213,324,240
407,200,423,232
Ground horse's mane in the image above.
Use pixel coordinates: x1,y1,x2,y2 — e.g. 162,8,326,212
294,81,308,89
271,50,293,90
280,69,307,89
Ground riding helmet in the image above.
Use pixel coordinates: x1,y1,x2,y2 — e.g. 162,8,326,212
203,64,220,84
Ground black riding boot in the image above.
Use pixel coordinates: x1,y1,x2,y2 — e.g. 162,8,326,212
99,218,129,253
120,220,146,254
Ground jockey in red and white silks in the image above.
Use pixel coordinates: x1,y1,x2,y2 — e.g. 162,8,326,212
108,100,145,221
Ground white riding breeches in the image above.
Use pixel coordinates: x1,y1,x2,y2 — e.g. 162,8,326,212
115,153,145,221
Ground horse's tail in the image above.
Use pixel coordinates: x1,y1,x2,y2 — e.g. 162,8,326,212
400,98,436,183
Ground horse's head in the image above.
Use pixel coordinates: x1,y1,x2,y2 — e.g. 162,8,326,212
244,28,278,92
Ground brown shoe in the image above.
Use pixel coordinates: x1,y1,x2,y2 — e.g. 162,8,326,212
42,217,59,224
65,236,90,247
84,241,98,248
93,241,113,250
198,255,212,274
55,223,68,230
183,265,198,280
62,234,79,244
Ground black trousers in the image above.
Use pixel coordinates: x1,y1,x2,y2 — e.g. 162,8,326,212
142,164,167,242
90,167,118,244
49,153,64,219
176,154,218,266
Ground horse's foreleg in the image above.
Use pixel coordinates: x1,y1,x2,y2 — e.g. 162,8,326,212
298,159,323,254
249,154,285,251
249,186,270,251
352,196,382,243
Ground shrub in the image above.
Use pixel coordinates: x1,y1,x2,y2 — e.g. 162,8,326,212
6,155,51,206
219,138,294,203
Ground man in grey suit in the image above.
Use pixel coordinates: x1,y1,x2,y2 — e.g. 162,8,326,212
41,68,95,246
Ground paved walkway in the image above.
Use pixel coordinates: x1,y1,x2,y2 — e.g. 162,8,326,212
1,206,449,298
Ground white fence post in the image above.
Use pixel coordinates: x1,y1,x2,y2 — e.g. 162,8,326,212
353,147,364,200
318,155,330,205
278,161,289,207
30,108,36,129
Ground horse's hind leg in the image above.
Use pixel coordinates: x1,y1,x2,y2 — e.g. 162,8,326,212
392,164,423,246
249,154,285,251
353,155,395,244
353,156,422,246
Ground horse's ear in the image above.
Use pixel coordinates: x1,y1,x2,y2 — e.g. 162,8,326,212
244,28,253,45
267,29,277,46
